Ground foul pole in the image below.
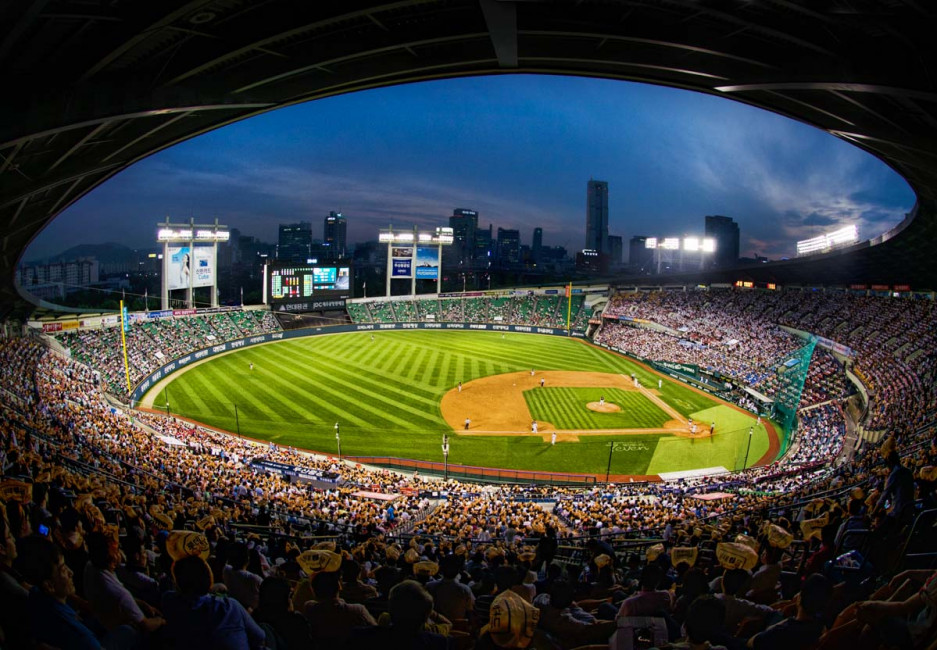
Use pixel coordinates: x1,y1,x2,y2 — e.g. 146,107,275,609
119,300,132,395
565,283,572,332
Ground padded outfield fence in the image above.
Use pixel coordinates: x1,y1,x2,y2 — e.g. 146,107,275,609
346,455,599,486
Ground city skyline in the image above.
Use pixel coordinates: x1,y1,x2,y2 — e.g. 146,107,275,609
25,74,914,262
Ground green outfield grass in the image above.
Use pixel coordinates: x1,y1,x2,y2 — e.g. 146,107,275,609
524,387,670,430
147,330,773,476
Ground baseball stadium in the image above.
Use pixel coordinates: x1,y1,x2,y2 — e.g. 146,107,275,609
2,3,937,650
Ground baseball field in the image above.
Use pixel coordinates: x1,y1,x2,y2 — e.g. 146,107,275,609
142,330,776,478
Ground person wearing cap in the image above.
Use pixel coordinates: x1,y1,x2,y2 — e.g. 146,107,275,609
303,568,376,643
475,589,556,649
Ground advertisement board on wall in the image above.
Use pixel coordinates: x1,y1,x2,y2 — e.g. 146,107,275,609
391,247,413,278
167,246,214,290
415,245,439,279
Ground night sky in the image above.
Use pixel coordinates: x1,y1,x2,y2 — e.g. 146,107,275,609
26,74,915,262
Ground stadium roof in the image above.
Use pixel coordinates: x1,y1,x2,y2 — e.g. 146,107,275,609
3,0,937,312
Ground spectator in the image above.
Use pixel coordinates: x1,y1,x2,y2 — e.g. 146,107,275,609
83,530,165,635
16,534,101,650
617,564,673,618
351,580,449,649
427,554,475,622
749,573,831,650
161,554,265,649
252,576,313,650
224,541,264,611
303,567,376,643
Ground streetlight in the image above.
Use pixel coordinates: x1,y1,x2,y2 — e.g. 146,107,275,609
743,426,754,469
335,422,341,461
605,441,616,483
442,437,450,481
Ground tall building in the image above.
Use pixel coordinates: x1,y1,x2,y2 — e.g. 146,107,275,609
496,228,521,265
532,227,543,263
705,215,740,267
629,236,654,273
607,235,622,267
278,222,312,263
323,211,347,259
449,208,478,265
586,179,609,254
474,224,493,263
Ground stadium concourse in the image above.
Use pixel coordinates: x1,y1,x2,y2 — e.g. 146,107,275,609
1,288,936,649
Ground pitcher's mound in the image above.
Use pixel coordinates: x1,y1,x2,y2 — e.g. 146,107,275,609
587,402,621,413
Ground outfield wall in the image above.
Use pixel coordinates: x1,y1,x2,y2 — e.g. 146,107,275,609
131,322,587,404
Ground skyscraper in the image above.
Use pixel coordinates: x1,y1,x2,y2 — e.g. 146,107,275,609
586,180,609,254
704,215,740,267
607,235,623,267
496,228,521,265
474,224,493,262
278,222,312,263
532,227,543,263
323,211,347,259
449,208,478,265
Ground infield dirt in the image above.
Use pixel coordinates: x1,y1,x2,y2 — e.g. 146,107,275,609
440,370,702,442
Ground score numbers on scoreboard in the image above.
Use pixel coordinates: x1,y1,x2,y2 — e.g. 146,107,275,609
268,264,352,304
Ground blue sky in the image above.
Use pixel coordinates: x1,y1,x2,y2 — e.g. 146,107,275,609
26,74,915,261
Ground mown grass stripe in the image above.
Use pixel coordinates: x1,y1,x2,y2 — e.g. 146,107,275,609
260,344,444,429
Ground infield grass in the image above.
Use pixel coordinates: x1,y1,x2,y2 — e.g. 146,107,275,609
148,330,772,476
524,387,670,430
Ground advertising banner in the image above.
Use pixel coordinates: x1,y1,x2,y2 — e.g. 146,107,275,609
391,247,413,278
415,245,439,279
168,246,214,290
192,247,214,288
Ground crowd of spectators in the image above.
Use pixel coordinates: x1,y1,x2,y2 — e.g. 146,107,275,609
348,295,591,331
1,286,936,648
1,329,935,648
598,289,937,436
54,310,280,399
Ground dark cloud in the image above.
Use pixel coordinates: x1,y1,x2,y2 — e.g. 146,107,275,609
800,212,839,227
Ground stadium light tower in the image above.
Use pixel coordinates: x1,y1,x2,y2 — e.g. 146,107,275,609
157,217,228,309
380,225,453,297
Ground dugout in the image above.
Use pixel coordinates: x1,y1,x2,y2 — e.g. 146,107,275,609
742,386,774,414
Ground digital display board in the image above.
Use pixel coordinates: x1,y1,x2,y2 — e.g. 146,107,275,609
268,263,353,307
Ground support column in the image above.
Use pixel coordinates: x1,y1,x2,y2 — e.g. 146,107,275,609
161,238,169,310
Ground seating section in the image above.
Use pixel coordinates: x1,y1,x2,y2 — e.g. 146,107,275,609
2,286,936,650
54,310,280,398
346,294,590,330
598,289,934,434
0,332,937,648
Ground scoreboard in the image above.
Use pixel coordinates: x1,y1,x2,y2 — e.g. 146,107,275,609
267,263,353,311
